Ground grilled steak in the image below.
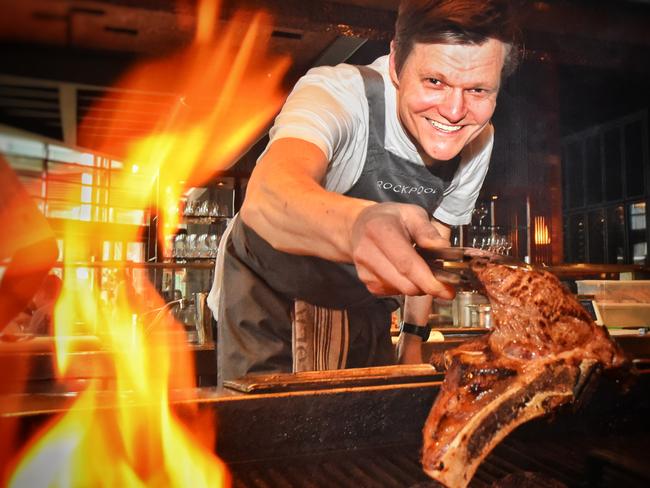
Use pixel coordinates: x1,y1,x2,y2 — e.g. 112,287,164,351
422,263,628,488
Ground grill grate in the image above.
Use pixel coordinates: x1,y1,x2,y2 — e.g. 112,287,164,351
231,446,430,488
228,431,650,488
220,369,650,488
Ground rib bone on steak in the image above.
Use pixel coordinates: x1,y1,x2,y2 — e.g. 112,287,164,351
422,263,628,488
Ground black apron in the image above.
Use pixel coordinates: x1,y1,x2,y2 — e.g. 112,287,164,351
217,65,459,384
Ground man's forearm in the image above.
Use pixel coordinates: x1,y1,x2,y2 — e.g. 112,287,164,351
241,138,375,262
396,295,433,364
403,295,434,325
240,138,455,298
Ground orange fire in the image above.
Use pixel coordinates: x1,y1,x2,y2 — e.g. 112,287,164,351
534,216,551,246
4,0,289,485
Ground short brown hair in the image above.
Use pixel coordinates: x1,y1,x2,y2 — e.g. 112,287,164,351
393,0,520,78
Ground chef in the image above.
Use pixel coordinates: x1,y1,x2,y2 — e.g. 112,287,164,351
209,0,519,384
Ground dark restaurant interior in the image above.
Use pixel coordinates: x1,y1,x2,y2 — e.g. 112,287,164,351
1,1,650,487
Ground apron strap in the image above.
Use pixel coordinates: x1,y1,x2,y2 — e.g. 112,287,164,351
356,65,386,153
292,300,349,372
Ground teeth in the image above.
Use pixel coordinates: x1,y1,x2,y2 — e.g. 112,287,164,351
429,119,462,133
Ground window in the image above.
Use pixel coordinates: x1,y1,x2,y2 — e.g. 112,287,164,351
562,111,649,264
629,202,647,265
630,201,646,231
0,133,151,227
606,205,625,263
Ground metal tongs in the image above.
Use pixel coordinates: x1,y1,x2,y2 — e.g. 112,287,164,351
415,246,521,290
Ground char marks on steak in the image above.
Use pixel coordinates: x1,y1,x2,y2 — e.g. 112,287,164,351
422,263,628,488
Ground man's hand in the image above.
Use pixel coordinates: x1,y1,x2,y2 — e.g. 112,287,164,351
348,203,455,298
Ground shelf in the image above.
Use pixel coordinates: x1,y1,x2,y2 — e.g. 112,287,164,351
162,258,216,265
52,261,215,270
549,263,650,277
181,215,233,224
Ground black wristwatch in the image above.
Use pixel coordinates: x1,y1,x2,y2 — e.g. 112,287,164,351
399,321,431,342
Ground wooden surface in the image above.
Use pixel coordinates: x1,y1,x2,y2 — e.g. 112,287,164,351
224,364,441,393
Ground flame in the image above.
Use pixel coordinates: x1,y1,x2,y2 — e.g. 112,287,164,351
534,216,551,246
6,0,289,485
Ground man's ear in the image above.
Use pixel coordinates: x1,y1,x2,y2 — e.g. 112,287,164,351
388,40,399,88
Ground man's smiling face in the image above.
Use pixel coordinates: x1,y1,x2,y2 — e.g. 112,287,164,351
389,39,506,164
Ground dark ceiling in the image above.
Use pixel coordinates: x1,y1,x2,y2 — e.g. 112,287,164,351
1,0,650,161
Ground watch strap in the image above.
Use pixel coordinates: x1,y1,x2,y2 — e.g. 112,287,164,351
399,321,431,341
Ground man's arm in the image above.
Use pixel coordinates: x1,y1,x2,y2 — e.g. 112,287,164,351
396,220,451,364
396,294,432,364
241,137,371,262
240,137,453,297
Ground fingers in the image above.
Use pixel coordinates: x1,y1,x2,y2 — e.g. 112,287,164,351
349,203,455,298
404,211,450,249
355,245,425,296
410,227,450,250
377,236,454,298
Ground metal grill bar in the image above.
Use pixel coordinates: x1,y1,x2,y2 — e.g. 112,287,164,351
229,430,650,488
229,446,431,488
320,461,362,488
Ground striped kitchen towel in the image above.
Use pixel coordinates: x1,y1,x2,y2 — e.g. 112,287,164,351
292,300,349,372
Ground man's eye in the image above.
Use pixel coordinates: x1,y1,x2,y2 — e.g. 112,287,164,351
468,88,487,94
427,78,442,86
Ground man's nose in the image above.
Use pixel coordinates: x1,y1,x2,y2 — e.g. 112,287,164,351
438,88,467,124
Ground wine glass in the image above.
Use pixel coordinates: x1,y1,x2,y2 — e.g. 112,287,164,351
185,233,197,258
480,236,490,251
196,201,209,217
173,233,186,259
196,233,208,258
208,201,220,217
504,238,513,256
183,200,196,217
207,234,219,258
473,203,488,227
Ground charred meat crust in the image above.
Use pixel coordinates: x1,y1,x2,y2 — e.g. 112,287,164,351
465,361,575,460
422,263,629,488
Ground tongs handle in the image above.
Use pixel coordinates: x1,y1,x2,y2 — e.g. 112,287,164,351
415,246,509,289
415,249,471,288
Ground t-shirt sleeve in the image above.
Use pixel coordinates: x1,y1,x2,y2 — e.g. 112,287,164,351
433,125,494,226
268,64,366,164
